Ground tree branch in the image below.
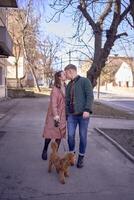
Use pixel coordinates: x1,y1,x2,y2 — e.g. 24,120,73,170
125,16,134,28
103,0,121,46
130,0,134,24
77,0,96,31
98,0,113,25
110,0,121,29
119,5,130,23
115,32,128,40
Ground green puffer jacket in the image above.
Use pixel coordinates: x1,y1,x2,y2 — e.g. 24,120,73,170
66,75,94,115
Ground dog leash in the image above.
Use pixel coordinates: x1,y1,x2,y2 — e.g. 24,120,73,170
54,118,68,152
61,138,68,152
59,127,68,152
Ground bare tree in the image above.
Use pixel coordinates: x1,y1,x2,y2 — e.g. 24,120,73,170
38,36,63,86
10,0,64,91
9,1,42,91
7,9,24,88
22,8,41,91
47,0,133,87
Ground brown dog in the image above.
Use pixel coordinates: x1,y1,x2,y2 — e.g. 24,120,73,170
58,152,76,184
48,141,61,173
48,141,76,184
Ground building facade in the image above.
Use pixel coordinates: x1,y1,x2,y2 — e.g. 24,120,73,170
115,62,133,87
0,0,17,98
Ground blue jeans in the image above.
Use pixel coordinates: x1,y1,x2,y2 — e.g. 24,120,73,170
67,114,90,155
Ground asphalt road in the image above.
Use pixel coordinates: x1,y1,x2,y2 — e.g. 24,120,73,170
106,99,134,112
0,97,134,200
94,90,134,114
97,98,134,114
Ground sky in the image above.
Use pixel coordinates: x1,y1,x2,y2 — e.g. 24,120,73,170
42,1,134,58
41,1,96,69
18,0,80,68
18,0,134,69
40,1,82,68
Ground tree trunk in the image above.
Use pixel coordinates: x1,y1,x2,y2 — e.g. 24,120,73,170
23,40,41,92
30,66,41,92
87,21,119,88
87,26,102,87
15,62,20,88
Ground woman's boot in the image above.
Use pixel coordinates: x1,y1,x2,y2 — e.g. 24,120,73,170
42,138,51,160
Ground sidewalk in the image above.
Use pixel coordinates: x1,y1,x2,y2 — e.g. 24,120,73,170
0,98,19,120
95,86,134,98
1,97,134,162
1,97,134,133
0,97,134,200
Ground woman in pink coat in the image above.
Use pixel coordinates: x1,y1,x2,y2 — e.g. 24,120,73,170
42,70,66,160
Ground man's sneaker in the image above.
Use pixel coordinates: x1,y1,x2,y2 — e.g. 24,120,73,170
42,150,47,160
77,155,84,168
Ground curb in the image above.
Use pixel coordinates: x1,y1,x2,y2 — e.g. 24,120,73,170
91,115,133,120
95,127,134,163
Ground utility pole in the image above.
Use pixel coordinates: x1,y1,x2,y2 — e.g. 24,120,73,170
67,50,72,64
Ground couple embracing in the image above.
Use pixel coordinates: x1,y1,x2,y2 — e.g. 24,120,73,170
42,64,94,168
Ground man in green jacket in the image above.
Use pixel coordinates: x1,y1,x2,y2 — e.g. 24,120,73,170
64,64,94,168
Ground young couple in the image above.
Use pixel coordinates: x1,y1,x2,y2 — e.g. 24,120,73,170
42,64,94,168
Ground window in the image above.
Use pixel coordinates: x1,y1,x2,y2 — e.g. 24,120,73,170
0,67,2,85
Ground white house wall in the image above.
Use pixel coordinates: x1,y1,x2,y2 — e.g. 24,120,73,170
115,62,133,87
7,56,24,78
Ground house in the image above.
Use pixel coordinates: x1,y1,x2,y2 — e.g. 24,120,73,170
107,56,134,87
79,55,134,87
0,0,18,98
115,62,133,87
79,59,92,77
6,56,24,87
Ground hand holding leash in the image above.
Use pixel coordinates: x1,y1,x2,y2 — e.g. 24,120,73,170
54,115,60,127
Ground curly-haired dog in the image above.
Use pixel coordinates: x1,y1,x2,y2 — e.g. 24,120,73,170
58,152,76,184
48,141,61,173
48,141,76,184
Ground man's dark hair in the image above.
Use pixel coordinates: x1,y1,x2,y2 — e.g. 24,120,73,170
64,64,77,71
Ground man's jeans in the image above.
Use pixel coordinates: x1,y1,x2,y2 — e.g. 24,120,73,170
67,114,90,155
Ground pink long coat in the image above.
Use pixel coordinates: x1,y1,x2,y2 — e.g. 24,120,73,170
42,86,66,139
